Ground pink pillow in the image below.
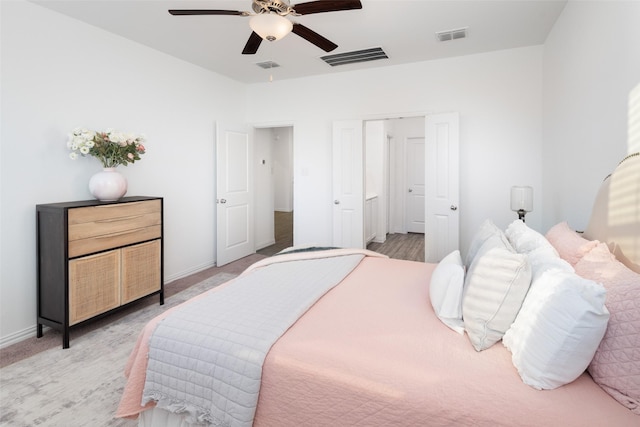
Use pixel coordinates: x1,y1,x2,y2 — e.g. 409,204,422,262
575,243,640,290
545,222,598,266
576,243,640,414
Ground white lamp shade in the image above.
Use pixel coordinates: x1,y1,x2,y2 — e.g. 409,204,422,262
511,186,533,212
249,13,293,41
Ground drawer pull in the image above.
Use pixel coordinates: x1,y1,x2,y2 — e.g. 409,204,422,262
95,215,144,223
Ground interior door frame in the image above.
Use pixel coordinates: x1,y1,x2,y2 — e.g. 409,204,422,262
344,111,459,260
251,120,296,249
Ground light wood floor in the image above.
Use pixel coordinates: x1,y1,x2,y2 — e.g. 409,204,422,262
257,211,425,262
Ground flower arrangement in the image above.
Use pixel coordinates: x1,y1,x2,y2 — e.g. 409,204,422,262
67,128,146,168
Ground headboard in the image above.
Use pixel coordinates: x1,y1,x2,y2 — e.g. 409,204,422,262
583,152,640,273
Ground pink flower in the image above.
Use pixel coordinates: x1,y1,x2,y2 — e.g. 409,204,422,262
128,153,134,160
137,144,145,153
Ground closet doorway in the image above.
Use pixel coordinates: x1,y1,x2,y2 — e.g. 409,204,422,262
359,113,459,262
255,126,294,256
364,117,425,262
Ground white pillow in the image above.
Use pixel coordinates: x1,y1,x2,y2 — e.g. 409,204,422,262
465,219,502,268
502,268,609,390
505,219,557,255
429,250,465,334
462,231,532,351
506,220,572,280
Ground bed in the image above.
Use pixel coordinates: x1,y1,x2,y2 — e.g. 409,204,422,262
117,152,639,427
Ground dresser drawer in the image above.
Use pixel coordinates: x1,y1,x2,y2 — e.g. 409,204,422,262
68,226,161,258
68,200,161,257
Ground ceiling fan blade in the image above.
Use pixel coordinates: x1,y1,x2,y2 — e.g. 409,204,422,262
292,23,337,52
293,0,362,15
242,32,263,55
168,9,248,16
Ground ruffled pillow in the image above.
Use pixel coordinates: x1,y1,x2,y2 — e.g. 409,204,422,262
506,220,572,280
503,269,609,390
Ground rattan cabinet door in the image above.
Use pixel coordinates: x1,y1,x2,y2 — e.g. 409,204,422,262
121,240,161,304
68,250,121,325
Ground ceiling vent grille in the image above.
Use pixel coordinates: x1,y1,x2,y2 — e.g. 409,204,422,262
256,60,281,69
435,27,468,42
321,47,388,67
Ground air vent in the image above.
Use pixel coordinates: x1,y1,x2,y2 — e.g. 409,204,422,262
255,61,281,69
435,27,468,42
321,47,388,67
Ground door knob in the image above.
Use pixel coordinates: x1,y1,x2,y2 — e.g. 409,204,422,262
219,199,227,204
408,188,413,193
450,205,458,211
334,200,340,205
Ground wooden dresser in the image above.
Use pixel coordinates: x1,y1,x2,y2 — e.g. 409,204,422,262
36,196,163,348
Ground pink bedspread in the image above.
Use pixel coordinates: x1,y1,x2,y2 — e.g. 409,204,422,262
254,257,637,426
119,252,638,426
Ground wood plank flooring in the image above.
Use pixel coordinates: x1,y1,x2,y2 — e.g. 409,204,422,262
367,233,425,262
257,210,425,262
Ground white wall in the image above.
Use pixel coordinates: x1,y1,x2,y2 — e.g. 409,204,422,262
253,128,275,250
0,1,247,345
272,128,293,212
246,46,544,254
365,121,385,242
541,0,640,232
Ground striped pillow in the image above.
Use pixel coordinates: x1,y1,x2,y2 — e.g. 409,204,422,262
462,231,532,351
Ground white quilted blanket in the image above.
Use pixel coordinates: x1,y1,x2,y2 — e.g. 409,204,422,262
141,253,365,427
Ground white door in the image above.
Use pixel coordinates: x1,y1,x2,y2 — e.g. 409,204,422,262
332,120,364,249
406,137,425,233
425,112,459,262
216,123,254,266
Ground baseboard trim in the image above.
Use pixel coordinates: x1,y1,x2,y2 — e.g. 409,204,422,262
164,261,217,283
0,262,218,349
0,325,38,349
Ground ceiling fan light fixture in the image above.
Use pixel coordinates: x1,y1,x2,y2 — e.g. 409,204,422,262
249,13,293,41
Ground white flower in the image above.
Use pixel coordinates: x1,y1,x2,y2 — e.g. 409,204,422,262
67,127,146,167
109,133,122,143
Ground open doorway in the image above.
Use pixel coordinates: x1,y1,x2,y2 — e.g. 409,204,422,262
255,126,294,256
363,117,425,262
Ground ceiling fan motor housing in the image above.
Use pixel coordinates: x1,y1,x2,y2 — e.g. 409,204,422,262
252,0,295,16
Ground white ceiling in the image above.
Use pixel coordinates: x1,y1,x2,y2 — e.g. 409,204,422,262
31,0,567,84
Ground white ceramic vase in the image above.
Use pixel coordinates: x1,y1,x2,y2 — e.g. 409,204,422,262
89,167,127,201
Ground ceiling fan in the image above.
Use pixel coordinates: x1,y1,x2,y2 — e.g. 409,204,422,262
169,0,362,55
